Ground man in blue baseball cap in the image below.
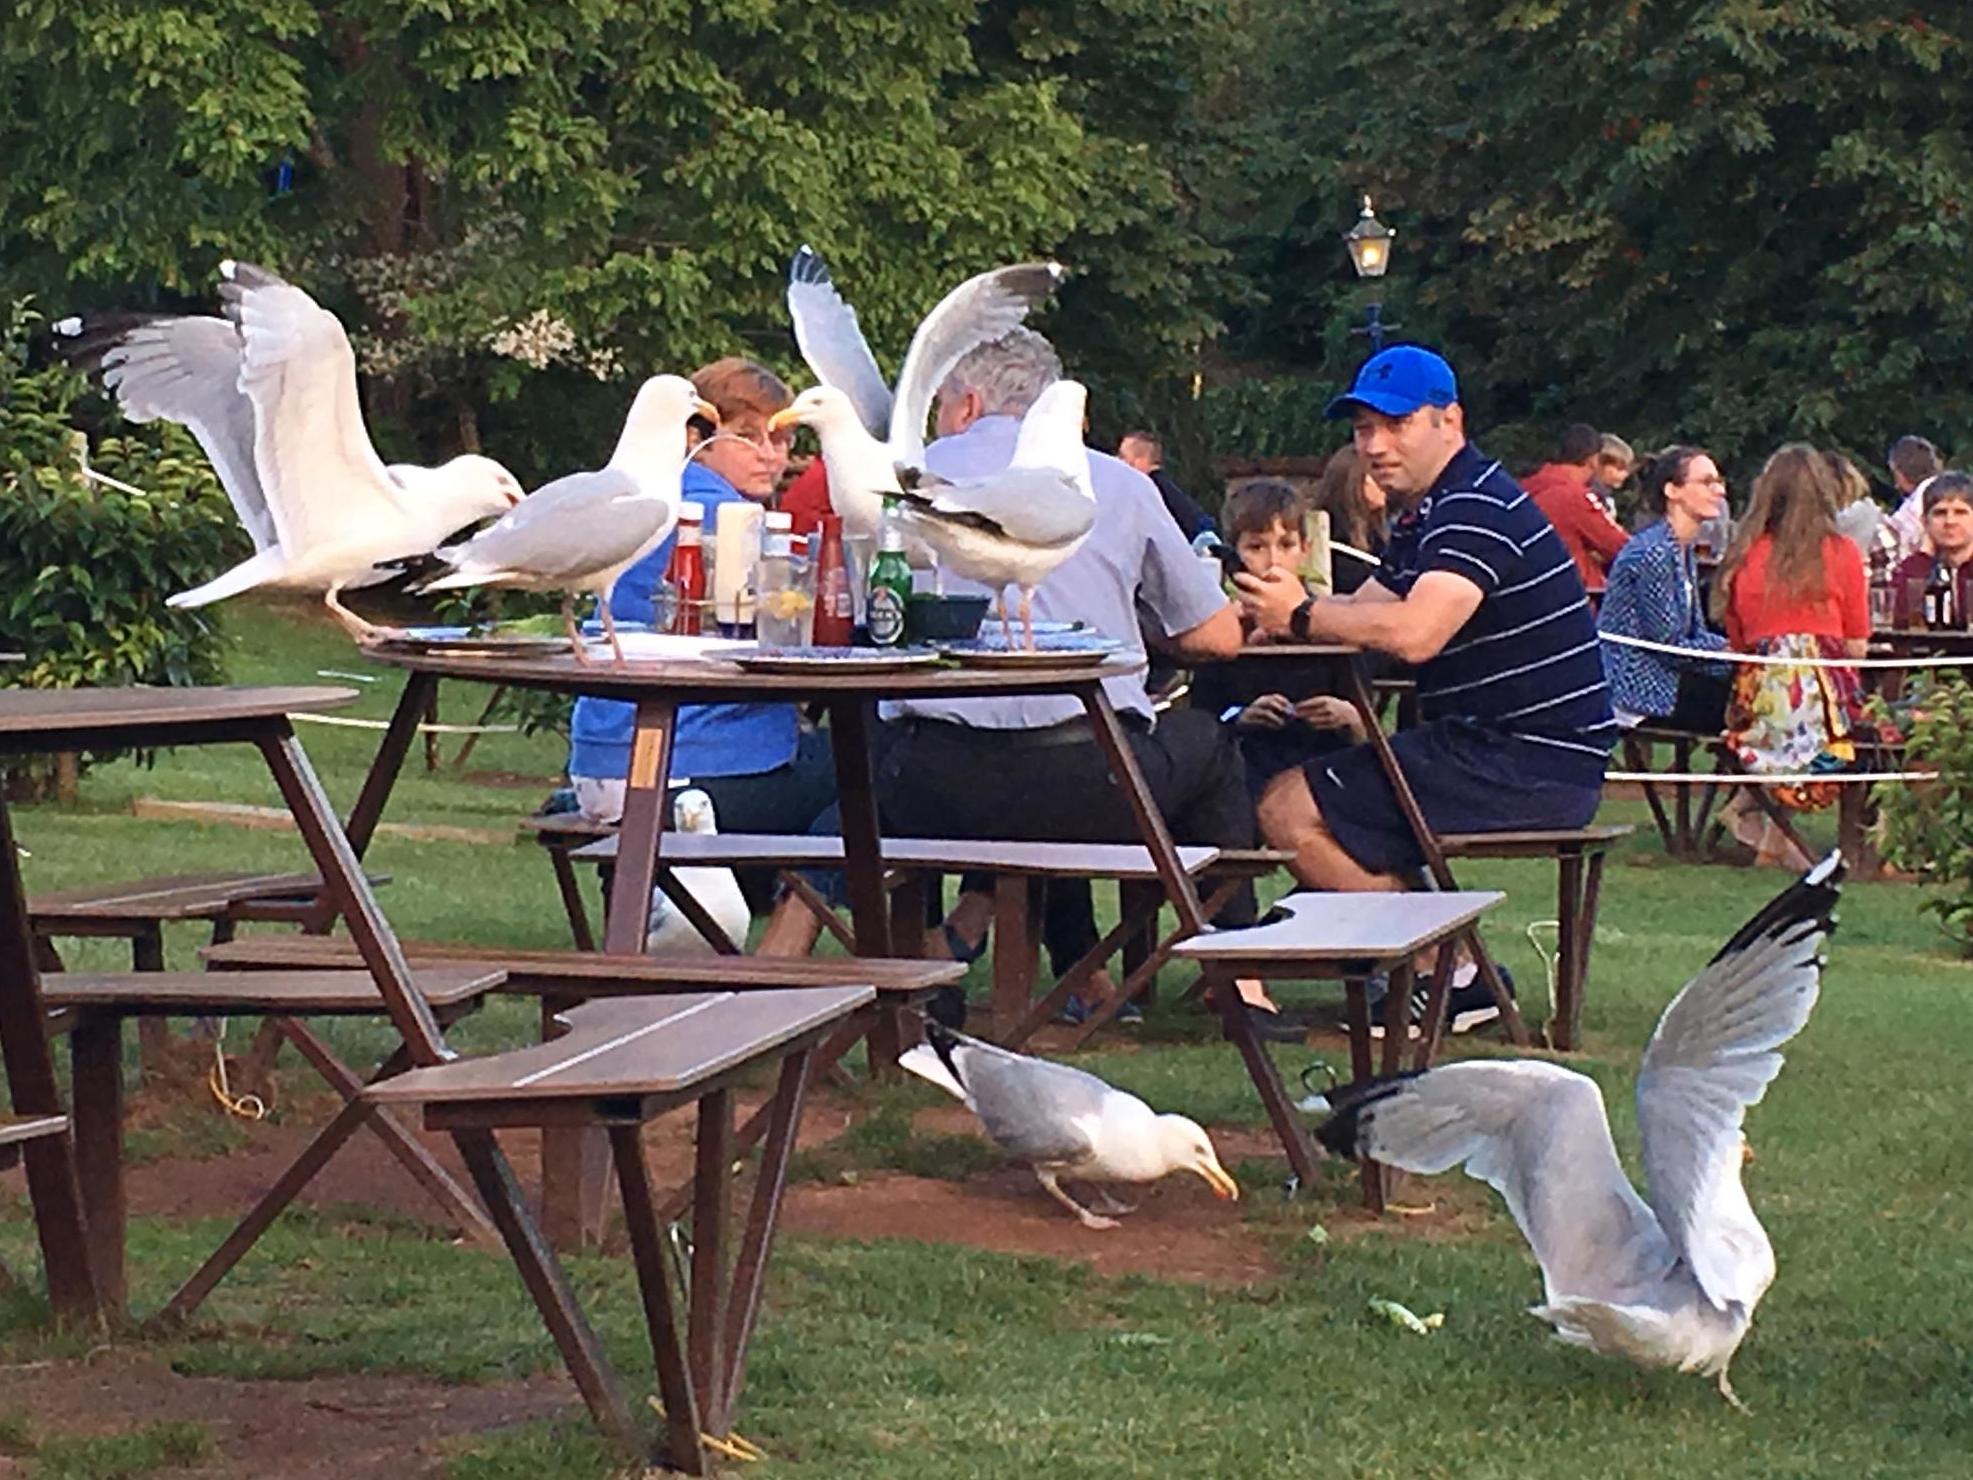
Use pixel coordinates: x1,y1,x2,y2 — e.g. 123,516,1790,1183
1235,345,1617,1032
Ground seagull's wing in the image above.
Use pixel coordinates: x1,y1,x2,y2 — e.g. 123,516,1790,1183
901,469,1095,549
219,261,409,556
1321,1062,1673,1303
1636,854,1841,1311
426,469,656,586
786,246,893,437
887,261,1068,469
932,1029,1111,1165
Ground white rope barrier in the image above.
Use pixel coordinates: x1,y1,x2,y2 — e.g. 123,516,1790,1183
289,712,519,737
1609,769,1939,786
1599,630,1973,670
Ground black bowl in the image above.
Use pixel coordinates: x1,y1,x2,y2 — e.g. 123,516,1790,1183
904,593,991,642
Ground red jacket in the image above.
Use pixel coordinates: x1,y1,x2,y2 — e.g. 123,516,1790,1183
777,458,832,536
1523,462,1628,593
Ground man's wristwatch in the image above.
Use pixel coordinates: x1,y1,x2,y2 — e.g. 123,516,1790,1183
1288,595,1317,642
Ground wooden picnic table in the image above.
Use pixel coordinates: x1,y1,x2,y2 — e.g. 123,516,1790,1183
349,643,1213,1244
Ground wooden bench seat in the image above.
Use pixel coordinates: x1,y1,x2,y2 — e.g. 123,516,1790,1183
569,831,1219,877
367,986,872,1472
39,965,503,1015
1172,890,1504,1211
521,815,619,950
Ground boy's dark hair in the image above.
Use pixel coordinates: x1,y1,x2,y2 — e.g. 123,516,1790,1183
1922,470,1973,514
1223,479,1306,540
1558,422,1601,465
1888,434,1942,484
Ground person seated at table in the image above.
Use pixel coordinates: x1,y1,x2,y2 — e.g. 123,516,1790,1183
1309,447,1390,594
1522,421,1630,597
567,357,836,916
1190,480,1366,795
1890,472,1973,629
1593,433,1635,521
1236,347,1618,1027
1597,446,1732,732
1711,444,1869,868
759,328,1281,1029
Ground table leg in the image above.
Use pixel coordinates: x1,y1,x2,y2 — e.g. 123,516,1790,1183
1379,963,1413,1078
988,875,1035,1038
611,1125,705,1475
1208,967,1321,1187
1551,853,1584,1051
303,671,438,932
69,1011,126,1318
825,698,892,957
0,798,100,1326
604,698,678,954
1342,979,1383,1212
1080,688,1206,935
690,1089,734,1419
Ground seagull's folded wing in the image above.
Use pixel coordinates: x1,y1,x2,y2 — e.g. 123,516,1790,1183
911,469,1096,549
436,469,655,584
1636,856,1840,1311
1333,1062,1672,1303
787,246,893,438
221,261,410,557
945,1036,1109,1165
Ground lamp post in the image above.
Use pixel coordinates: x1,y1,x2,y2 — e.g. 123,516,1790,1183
1343,195,1397,354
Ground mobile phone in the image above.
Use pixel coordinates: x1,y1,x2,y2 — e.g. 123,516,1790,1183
1205,537,1247,584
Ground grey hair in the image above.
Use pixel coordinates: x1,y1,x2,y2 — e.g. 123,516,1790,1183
941,327,1064,416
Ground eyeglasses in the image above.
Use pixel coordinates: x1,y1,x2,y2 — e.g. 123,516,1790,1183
723,423,793,455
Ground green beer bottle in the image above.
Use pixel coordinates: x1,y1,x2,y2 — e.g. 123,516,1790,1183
867,506,913,647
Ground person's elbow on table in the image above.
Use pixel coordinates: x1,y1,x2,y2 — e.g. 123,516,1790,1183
1169,602,1245,661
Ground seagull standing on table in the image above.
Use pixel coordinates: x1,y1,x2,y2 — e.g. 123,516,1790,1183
900,1022,1239,1228
417,375,713,663
643,789,751,955
55,261,523,641
781,245,1067,541
1310,854,1843,1411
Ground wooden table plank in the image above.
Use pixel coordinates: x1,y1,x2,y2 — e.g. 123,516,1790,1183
569,833,1221,877
0,685,356,737
40,966,502,1013
1171,891,1503,962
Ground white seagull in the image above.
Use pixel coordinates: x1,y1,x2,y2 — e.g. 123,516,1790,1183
56,262,523,641
643,788,751,955
780,245,1067,540
417,375,713,663
1311,854,1844,1411
900,1021,1239,1229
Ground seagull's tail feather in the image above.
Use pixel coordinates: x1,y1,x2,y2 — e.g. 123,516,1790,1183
416,563,517,595
1311,1073,1421,1160
898,1044,967,1102
167,548,289,609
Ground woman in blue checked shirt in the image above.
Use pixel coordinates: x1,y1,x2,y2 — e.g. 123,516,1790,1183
1597,446,1733,732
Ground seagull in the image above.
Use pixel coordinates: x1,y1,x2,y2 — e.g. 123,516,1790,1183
899,1021,1239,1229
417,375,713,663
1310,854,1843,1411
55,262,523,641
644,788,751,955
889,379,1097,648
780,245,1067,540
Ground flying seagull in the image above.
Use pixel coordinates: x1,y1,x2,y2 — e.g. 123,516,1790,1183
56,262,523,641
899,1021,1238,1228
1310,854,1843,1411
418,375,712,663
781,245,1067,541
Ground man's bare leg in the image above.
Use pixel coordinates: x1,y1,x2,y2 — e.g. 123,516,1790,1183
1257,768,1405,892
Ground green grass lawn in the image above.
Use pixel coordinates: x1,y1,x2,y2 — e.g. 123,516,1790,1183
4,597,1972,1477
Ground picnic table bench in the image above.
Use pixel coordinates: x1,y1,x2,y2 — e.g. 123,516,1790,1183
1173,889,1504,1211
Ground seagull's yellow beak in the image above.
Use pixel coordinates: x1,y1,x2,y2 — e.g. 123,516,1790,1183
1195,1156,1239,1201
766,407,803,433
694,399,720,424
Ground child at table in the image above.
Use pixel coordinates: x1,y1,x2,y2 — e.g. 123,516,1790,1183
1890,472,1973,629
1190,481,1366,796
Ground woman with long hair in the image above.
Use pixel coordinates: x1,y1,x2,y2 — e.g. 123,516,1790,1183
1711,443,1870,863
1597,445,1731,730
1310,446,1390,593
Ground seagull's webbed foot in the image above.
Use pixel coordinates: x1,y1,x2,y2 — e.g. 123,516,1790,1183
326,587,402,645
1036,1169,1119,1231
1087,1186,1138,1217
1716,1368,1751,1415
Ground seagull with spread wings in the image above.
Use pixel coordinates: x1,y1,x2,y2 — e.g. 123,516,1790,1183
779,245,1067,541
1311,854,1842,1411
58,261,522,641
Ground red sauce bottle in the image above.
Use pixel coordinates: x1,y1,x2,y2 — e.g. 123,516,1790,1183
667,501,706,635
812,513,854,647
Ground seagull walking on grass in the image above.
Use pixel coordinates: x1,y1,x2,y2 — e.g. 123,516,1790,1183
1310,854,1843,1411
57,261,523,641
899,1021,1238,1229
418,375,712,663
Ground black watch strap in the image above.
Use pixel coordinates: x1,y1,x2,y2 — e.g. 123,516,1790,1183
1289,596,1316,642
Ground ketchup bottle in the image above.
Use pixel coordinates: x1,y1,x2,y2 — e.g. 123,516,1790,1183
667,500,707,635
812,513,854,647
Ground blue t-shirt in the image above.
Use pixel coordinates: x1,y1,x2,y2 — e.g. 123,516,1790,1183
1376,442,1617,782
566,463,799,782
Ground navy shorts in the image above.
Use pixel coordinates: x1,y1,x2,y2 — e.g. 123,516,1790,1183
1304,718,1603,876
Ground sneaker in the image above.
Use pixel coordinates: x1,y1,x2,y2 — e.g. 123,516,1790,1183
1114,999,1145,1026
1446,963,1516,1035
1364,977,1427,1040
1059,995,1145,1028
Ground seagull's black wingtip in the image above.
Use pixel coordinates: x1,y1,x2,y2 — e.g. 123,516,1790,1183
789,244,831,286
1708,850,1845,968
1311,1073,1419,1160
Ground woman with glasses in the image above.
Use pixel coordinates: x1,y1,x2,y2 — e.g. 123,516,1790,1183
1597,445,1733,732
567,358,834,922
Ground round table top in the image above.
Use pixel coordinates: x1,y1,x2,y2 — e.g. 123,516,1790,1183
363,644,1144,701
0,684,358,739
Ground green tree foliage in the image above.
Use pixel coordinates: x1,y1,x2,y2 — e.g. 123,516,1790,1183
1214,1,1973,468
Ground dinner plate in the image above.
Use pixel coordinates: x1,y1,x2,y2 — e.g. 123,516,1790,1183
729,646,943,675
935,631,1125,668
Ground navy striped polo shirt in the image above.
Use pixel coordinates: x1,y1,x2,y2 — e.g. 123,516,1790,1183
1375,442,1617,781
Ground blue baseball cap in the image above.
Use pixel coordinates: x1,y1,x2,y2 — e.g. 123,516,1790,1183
1324,346,1460,420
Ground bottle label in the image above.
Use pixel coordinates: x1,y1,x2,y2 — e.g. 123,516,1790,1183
869,586,907,645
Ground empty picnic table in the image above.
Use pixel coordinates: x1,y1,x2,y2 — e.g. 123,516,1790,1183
347,641,1211,1245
